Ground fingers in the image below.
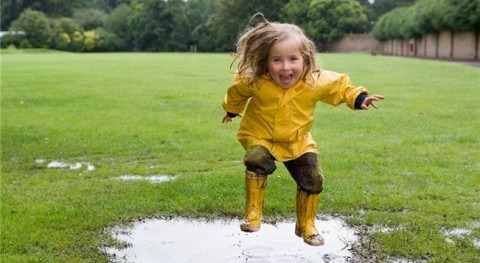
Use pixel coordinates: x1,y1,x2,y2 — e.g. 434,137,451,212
362,94,384,110
222,116,233,123
223,113,241,123
370,95,384,109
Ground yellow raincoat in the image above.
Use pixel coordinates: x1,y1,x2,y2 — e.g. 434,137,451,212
222,70,369,162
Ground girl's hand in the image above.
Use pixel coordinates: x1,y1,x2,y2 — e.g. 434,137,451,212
361,94,384,110
222,115,233,123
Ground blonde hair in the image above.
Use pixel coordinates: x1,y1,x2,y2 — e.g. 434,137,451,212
232,14,319,85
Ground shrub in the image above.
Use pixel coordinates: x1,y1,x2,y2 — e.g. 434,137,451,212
9,9,53,48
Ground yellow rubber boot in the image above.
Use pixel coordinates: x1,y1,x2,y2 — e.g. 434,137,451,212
240,171,267,232
295,191,325,246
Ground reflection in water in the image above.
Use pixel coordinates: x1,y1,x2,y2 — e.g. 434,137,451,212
106,216,357,263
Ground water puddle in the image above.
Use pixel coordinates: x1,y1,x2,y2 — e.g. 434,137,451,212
105,216,357,263
388,259,428,263
442,224,480,248
473,239,480,249
36,159,95,171
113,175,176,183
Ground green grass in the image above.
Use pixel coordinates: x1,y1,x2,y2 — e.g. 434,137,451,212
1,51,479,262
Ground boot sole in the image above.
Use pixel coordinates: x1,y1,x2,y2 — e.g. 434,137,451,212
304,235,325,246
240,224,260,232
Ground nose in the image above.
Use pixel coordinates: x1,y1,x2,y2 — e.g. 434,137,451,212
282,61,291,70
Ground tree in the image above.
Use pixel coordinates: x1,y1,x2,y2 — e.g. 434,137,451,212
398,6,418,39
1,0,22,30
51,17,83,50
355,0,375,30
163,0,191,51
104,3,132,49
90,0,133,12
411,0,448,35
372,11,388,40
280,0,310,29
280,0,369,47
369,0,416,23
186,0,216,51
1,0,87,30
374,7,412,40
1,0,128,31
473,0,480,29
306,0,369,46
443,0,480,31
9,9,53,48
73,8,107,30
128,0,191,51
211,0,289,51
128,0,165,51
373,0,480,40
94,27,126,51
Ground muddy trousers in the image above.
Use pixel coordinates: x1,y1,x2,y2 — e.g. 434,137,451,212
241,145,325,246
244,145,324,194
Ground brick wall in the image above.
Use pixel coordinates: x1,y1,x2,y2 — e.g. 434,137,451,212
374,30,479,61
324,33,374,53
328,31,479,61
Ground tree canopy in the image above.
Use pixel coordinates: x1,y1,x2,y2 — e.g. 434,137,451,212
373,0,480,40
306,0,369,45
3,0,475,51
9,9,53,48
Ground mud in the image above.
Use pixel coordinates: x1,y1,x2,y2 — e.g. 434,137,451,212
106,216,358,263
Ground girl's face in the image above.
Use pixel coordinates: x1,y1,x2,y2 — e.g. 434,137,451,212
267,38,304,89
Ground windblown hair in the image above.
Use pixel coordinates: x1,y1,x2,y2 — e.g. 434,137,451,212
232,13,319,85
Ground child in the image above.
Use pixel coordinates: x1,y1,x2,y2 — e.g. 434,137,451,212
221,15,384,246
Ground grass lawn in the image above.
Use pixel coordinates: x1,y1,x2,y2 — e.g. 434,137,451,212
1,50,479,262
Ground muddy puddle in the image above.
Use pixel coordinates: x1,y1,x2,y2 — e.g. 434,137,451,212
106,216,357,263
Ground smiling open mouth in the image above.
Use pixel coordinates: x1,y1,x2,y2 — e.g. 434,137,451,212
279,74,293,85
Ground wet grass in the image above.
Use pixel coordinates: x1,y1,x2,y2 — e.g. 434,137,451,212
1,51,479,262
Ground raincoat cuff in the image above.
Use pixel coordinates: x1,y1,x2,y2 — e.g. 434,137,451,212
354,93,368,110
227,112,239,118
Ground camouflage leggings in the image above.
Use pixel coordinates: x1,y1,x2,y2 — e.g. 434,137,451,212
244,145,324,194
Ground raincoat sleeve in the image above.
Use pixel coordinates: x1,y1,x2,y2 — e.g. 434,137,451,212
316,71,369,109
222,77,254,115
